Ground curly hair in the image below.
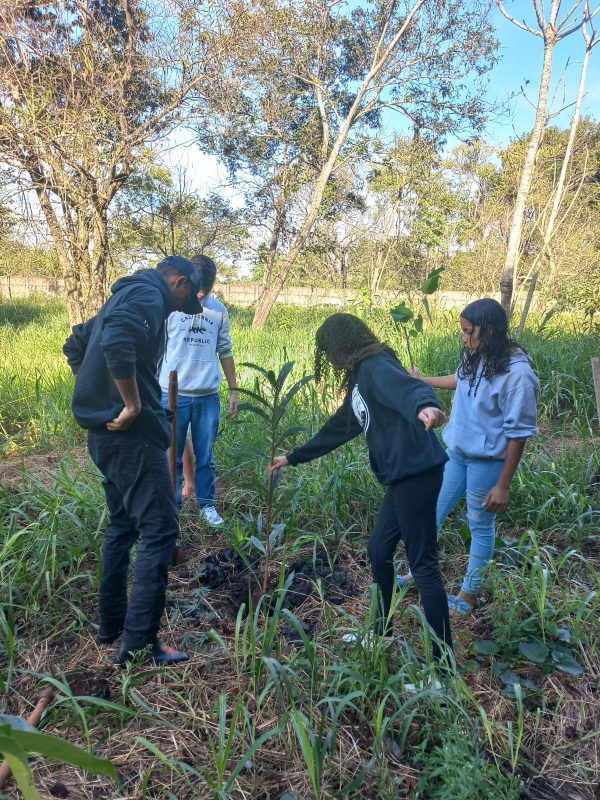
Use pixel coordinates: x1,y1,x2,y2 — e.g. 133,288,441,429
457,298,522,390
314,313,396,394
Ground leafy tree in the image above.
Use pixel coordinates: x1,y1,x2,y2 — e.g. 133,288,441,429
495,0,595,313
111,166,248,277
0,0,203,324
192,0,498,328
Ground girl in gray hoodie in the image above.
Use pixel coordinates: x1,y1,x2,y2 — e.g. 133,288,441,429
398,298,539,614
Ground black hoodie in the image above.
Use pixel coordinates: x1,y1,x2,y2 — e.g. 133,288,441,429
63,269,174,448
287,352,448,484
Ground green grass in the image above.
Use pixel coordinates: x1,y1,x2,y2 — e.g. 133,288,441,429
0,296,599,799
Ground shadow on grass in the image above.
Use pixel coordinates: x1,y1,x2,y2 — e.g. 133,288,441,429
0,294,67,329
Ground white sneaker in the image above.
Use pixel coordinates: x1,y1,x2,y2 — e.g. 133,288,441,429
403,677,443,694
341,632,394,647
200,506,224,527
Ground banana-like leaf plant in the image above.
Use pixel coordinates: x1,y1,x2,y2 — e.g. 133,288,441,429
390,266,445,367
238,361,313,594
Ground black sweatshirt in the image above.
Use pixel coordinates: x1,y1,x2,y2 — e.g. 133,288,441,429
287,352,448,484
63,269,173,448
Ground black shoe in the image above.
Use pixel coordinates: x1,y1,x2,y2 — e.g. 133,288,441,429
151,640,189,665
116,639,189,666
97,628,123,645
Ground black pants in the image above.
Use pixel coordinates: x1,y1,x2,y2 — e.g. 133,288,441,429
88,430,179,651
367,467,453,658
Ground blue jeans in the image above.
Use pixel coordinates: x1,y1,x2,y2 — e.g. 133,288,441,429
161,392,220,508
437,449,504,594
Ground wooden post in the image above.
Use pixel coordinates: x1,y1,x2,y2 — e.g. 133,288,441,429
592,358,600,432
168,370,178,491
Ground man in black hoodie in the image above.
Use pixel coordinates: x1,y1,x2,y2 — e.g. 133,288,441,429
64,256,203,665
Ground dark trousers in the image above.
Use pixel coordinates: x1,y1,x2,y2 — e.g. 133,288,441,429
367,467,453,659
88,430,179,651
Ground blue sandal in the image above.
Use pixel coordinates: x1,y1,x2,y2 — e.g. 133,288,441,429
447,595,475,615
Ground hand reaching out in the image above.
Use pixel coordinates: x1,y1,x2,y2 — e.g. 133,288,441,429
268,455,288,476
418,406,447,431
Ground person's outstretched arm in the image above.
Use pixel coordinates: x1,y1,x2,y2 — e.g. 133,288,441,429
409,367,457,390
269,398,361,474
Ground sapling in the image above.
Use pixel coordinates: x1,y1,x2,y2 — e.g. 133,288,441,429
238,361,312,594
390,266,445,367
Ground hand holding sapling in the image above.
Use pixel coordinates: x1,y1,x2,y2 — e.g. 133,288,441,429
268,456,289,476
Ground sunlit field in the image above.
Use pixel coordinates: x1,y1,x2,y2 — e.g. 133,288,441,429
1,296,598,799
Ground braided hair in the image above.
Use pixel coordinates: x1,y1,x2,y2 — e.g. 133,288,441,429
314,313,397,395
457,299,522,391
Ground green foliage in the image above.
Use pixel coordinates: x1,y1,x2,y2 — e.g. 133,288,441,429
390,266,445,365
0,717,115,800
237,360,313,591
415,723,521,800
111,167,248,275
0,298,598,796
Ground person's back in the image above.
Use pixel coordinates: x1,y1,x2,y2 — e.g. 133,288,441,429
66,269,174,446
63,256,203,665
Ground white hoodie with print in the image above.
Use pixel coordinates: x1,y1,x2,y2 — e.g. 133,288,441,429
158,295,233,397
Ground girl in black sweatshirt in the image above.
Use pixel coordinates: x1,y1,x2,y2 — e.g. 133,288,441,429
269,313,453,657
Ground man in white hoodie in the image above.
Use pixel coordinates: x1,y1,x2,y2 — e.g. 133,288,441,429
159,255,238,526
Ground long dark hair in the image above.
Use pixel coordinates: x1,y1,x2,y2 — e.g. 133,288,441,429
315,313,396,394
457,298,522,389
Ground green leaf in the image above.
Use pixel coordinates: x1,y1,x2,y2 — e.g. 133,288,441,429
279,375,314,411
239,362,272,380
235,387,271,408
0,733,40,800
496,669,521,686
473,639,499,656
422,296,433,324
0,726,116,779
413,314,423,333
275,425,309,446
237,403,271,424
551,650,584,676
390,303,413,324
267,370,277,388
557,627,572,644
421,266,445,294
276,361,295,392
519,641,549,664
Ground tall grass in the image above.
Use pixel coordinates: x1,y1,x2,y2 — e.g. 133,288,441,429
0,296,598,798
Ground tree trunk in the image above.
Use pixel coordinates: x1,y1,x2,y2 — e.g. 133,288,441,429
36,186,111,325
252,171,330,329
500,25,557,314
516,26,594,332
250,0,428,329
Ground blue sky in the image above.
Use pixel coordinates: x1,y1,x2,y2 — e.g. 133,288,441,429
165,1,600,195
485,2,600,146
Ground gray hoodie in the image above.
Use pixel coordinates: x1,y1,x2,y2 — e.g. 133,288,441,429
158,295,233,396
442,351,539,460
